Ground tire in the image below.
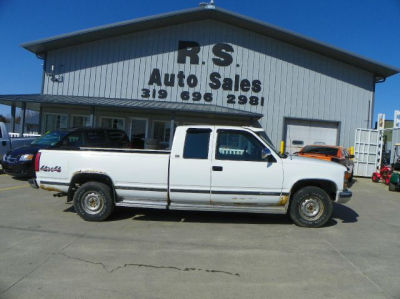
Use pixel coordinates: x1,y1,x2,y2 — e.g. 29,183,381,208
73,182,114,221
372,174,379,183
289,186,333,228
389,182,396,192
384,177,390,185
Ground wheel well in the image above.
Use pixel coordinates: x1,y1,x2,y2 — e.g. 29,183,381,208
290,179,337,201
68,173,115,202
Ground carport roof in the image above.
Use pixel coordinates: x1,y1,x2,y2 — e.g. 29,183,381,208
21,6,399,78
0,94,263,119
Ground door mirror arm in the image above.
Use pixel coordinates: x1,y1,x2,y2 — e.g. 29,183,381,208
261,147,272,160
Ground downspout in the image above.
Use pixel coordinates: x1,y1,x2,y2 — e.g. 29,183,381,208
372,75,386,129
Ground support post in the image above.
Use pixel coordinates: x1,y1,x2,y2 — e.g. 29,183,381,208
38,105,43,134
169,116,175,150
19,102,26,136
10,103,16,132
90,106,95,128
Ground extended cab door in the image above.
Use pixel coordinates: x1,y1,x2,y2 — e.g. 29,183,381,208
169,128,213,207
210,129,284,206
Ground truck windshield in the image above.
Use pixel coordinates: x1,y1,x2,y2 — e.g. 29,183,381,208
31,131,68,146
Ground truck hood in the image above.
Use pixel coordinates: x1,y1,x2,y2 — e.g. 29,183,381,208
285,155,346,170
282,155,347,192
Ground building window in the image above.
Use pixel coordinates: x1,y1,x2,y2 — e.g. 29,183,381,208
44,113,68,132
100,117,125,130
153,120,171,149
71,115,91,128
130,118,147,149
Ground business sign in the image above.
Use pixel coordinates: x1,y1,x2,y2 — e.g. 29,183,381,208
141,41,265,107
377,113,385,130
394,110,400,128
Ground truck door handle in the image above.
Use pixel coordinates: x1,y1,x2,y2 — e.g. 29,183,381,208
212,166,223,171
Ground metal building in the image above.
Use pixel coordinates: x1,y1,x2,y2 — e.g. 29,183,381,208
0,5,398,151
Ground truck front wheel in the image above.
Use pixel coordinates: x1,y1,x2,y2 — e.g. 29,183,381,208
73,182,114,221
289,186,333,228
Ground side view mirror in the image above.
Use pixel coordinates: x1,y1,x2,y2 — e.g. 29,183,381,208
261,147,272,160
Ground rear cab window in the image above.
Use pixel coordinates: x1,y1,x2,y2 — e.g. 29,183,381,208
183,128,211,159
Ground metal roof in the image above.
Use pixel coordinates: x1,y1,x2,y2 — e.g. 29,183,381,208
0,94,262,119
21,6,399,78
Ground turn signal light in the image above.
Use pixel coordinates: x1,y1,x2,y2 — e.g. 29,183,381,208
34,152,41,172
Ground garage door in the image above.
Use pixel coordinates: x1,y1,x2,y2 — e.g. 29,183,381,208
285,119,339,154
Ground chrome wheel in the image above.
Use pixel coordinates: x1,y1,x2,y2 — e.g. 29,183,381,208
299,197,324,221
81,191,104,215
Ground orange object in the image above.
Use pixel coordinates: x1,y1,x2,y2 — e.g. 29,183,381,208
297,145,354,181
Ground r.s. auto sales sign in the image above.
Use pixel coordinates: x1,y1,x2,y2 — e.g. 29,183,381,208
141,41,265,107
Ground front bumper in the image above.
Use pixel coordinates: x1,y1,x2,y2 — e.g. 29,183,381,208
335,189,352,204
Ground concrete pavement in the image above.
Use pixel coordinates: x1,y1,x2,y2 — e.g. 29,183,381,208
0,174,399,298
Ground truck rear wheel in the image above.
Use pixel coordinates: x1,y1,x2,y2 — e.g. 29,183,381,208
73,182,114,221
289,186,333,228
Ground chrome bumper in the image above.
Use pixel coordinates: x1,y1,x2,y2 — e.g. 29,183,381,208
28,178,39,189
335,189,352,204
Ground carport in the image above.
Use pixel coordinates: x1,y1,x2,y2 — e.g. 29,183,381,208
0,94,262,148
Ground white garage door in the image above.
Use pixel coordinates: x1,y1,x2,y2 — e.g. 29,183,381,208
285,119,339,154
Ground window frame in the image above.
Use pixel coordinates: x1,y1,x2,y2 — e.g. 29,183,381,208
99,116,125,131
215,129,267,162
71,114,92,128
43,112,68,132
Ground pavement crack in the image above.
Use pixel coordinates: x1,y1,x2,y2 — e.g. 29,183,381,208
322,239,389,298
58,252,240,277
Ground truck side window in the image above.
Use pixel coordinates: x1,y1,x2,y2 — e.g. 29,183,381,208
216,130,264,161
183,129,211,159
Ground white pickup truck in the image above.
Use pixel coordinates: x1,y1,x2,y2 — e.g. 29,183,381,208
30,125,352,227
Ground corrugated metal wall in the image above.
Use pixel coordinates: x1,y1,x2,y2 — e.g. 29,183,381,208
43,20,374,147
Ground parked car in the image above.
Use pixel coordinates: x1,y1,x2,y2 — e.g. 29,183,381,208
2,128,129,178
296,145,354,181
30,125,352,228
0,122,39,172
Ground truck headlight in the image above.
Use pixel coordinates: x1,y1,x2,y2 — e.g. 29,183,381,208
19,154,34,161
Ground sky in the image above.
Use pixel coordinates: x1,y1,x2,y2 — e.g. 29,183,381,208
0,0,399,125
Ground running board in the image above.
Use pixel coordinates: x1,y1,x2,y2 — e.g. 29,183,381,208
168,203,287,214
115,200,167,209
115,200,287,214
